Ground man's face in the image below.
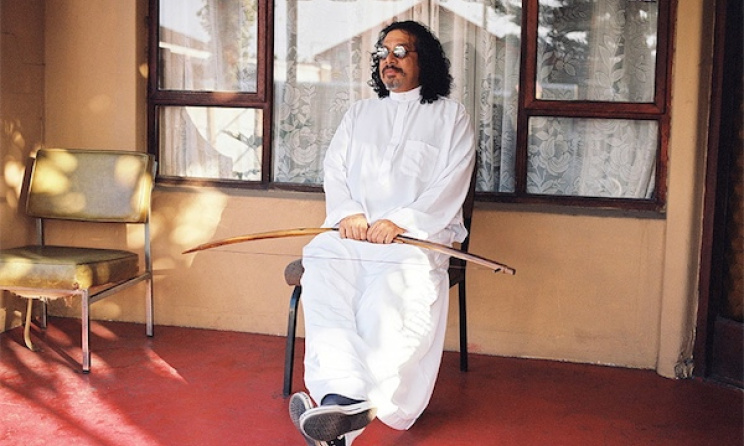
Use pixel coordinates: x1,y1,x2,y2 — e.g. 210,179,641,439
378,29,420,93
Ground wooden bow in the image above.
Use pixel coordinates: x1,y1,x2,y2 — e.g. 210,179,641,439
183,227,515,274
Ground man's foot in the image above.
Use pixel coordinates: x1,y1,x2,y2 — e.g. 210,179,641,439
290,392,349,446
300,401,376,442
289,392,318,446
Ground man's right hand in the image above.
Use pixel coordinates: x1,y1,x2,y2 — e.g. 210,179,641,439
338,213,369,241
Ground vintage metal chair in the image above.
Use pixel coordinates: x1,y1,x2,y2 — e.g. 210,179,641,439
0,148,155,373
281,173,477,396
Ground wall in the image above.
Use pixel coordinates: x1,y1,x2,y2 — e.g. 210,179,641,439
37,0,150,322
0,0,45,330
14,0,713,378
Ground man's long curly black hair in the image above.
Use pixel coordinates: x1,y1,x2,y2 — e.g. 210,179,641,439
368,21,453,104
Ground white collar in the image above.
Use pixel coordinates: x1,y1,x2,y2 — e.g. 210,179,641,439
389,86,422,102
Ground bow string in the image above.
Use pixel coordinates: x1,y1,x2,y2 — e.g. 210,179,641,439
182,227,515,275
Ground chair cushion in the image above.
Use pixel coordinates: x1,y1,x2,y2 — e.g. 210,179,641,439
284,258,304,286
285,257,465,288
0,245,139,291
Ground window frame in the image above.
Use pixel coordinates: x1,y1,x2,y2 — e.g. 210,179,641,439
148,0,676,212
505,0,676,211
147,0,275,188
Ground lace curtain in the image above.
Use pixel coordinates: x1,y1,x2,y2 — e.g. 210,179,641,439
159,0,262,181
531,0,658,198
271,0,658,199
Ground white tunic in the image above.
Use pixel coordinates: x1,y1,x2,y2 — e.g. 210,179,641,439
322,87,474,244
301,86,476,432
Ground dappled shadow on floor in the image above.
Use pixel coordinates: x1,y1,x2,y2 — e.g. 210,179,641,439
0,318,741,446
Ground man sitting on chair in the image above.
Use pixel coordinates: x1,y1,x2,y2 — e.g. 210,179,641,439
289,20,476,446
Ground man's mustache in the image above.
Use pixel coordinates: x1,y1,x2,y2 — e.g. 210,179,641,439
382,65,403,73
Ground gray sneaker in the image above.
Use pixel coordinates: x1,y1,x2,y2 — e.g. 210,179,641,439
289,392,317,446
300,401,376,442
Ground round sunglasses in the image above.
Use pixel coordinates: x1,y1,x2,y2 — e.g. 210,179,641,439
374,45,416,60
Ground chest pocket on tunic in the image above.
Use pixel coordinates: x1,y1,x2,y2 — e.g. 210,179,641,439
398,140,439,184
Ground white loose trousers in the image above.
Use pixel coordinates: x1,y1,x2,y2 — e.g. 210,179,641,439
302,232,450,430
301,87,476,431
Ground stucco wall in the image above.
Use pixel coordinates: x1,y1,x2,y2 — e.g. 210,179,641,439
5,0,714,378
656,0,714,378
0,0,45,330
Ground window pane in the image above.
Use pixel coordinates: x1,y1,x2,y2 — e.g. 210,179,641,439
159,0,258,92
536,0,658,102
527,117,657,198
272,0,399,184
159,106,263,181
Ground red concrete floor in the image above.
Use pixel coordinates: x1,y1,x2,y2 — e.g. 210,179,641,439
0,318,741,446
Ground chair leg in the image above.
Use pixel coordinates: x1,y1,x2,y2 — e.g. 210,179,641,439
23,299,38,351
283,285,302,397
41,299,48,329
81,290,91,373
146,277,154,337
458,280,468,372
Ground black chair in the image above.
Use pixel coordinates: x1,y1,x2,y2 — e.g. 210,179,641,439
281,173,477,397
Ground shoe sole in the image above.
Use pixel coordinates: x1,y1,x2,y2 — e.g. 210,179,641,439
289,392,318,446
300,402,376,442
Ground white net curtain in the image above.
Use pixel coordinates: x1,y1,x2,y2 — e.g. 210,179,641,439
530,0,658,198
158,0,659,197
272,0,659,199
159,0,262,181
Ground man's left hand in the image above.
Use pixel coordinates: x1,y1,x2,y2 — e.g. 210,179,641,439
367,219,405,244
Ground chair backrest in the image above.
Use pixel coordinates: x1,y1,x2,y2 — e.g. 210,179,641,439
26,148,154,223
460,167,477,252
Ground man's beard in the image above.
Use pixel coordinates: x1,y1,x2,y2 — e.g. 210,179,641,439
383,78,403,91
381,66,404,91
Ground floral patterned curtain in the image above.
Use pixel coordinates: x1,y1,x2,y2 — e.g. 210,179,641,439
272,0,523,190
271,0,658,199
272,0,421,184
531,0,658,198
159,0,262,181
